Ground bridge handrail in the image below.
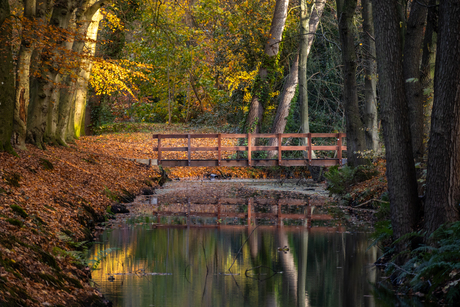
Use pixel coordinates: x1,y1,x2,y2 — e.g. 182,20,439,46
152,133,346,167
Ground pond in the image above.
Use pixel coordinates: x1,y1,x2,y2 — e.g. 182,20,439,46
89,180,387,307
90,226,380,307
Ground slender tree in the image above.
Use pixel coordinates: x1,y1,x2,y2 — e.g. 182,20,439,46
337,0,366,166
424,0,460,236
373,0,420,245
245,0,289,133
0,0,16,154
361,0,379,152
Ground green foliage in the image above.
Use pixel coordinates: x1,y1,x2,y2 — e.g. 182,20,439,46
10,204,28,219
324,164,379,195
103,186,119,202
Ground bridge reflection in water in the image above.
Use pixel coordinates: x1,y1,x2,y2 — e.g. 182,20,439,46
132,195,341,232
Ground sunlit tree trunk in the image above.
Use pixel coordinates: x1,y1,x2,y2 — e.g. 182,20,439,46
424,0,460,236
299,0,326,157
245,0,289,133
0,0,16,154
361,0,379,152
373,0,420,246
337,0,366,167
57,1,106,144
403,1,427,160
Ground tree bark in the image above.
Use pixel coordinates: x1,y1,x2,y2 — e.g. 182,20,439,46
245,0,289,133
267,53,299,158
373,0,420,244
403,0,428,160
337,0,366,167
361,0,379,152
0,0,16,154
299,0,326,156
424,0,460,236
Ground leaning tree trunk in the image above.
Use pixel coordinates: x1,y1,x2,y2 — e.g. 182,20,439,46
424,0,460,236
267,53,299,158
245,0,289,134
361,0,379,152
337,0,366,167
403,1,427,160
0,0,16,154
299,0,326,158
373,0,420,246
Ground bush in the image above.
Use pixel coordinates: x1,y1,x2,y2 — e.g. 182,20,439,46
324,164,379,195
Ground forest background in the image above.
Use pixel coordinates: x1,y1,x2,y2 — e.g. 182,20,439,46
1,0,460,304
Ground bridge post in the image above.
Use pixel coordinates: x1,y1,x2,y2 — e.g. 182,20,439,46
337,133,343,166
247,133,252,166
307,133,312,165
218,134,222,166
277,133,282,166
158,135,162,165
247,197,253,226
187,134,191,166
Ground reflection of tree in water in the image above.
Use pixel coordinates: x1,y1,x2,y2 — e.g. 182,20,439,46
90,227,378,307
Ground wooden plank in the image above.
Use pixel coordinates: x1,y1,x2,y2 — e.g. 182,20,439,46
311,145,341,151
187,135,191,166
280,146,309,151
220,134,248,138
158,159,341,167
158,135,162,163
311,133,343,138
281,133,309,138
308,133,312,163
337,133,343,165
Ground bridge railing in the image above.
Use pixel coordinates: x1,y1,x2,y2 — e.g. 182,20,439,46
152,133,346,167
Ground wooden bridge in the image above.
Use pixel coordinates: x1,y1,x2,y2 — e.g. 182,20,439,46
152,133,346,167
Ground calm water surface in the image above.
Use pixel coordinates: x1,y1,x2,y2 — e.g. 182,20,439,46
90,225,382,307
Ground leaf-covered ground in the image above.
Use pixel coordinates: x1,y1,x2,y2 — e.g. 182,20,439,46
0,126,311,306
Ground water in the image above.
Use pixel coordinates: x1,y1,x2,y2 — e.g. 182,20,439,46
89,225,381,307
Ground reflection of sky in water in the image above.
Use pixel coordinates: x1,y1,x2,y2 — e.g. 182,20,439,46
89,227,382,307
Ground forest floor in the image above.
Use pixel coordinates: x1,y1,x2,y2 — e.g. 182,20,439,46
0,124,386,306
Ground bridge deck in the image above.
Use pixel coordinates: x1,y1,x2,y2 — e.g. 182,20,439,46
152,133,346,167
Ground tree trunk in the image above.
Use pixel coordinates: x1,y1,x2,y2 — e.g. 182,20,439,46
403,1,427,160
267,54,299,158
373,0,420,244
0,0,16,154
28,0,77,149
361,0,379,152
72,8,103,138
299,0,326,156
424,0,460,236
56,0,106,144
337,0,366,167
420,0,437,143
245,0,289,133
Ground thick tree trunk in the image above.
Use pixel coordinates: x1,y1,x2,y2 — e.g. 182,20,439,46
28,0,77,149
299,0,326,156
0,0,16,154
373,0,420,244
403,1,427,160
56,0,106,144
267,54,299,158
424,0,460,236
361,0,379,152
245,0,289,133
337,0,366,167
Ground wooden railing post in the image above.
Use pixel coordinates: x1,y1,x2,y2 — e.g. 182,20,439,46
247,197,253,226
158,134,162,165
218,134,222,166
277,133,282,166
307,133,312,165
187,134,191,166
247,133,252,166
337,133,343,166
